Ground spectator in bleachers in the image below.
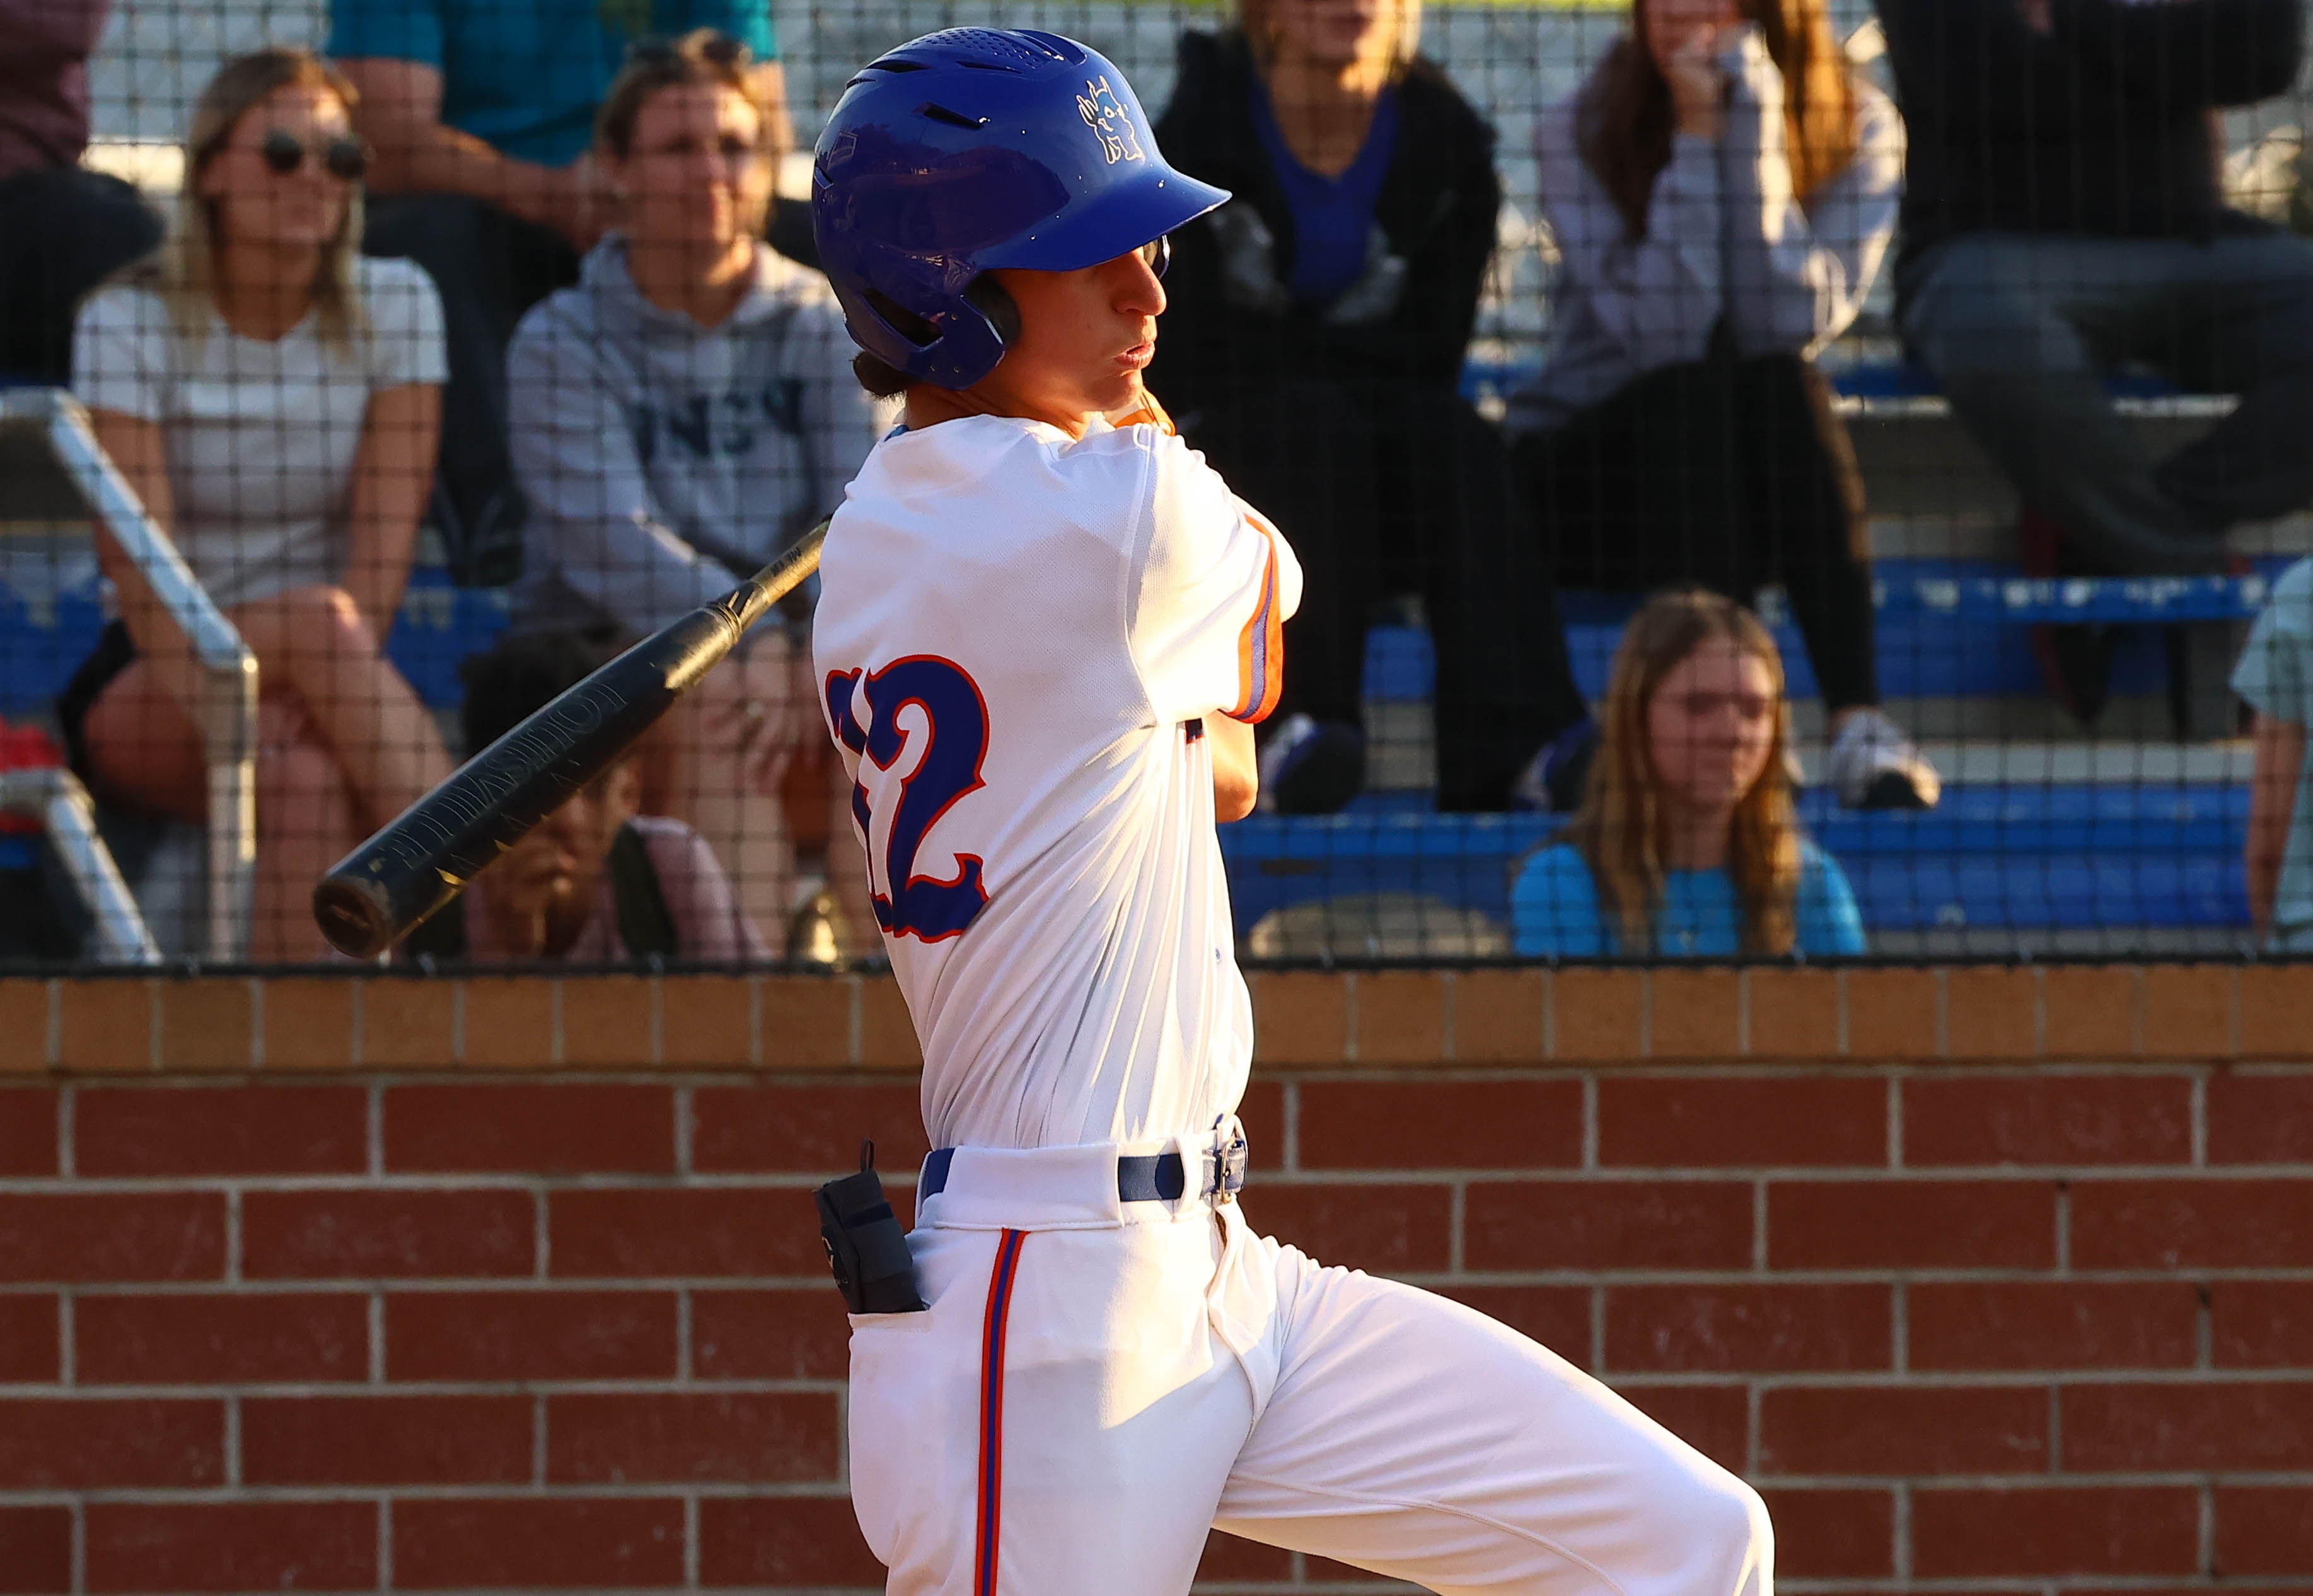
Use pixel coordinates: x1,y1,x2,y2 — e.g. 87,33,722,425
0,0,163,382
506,30,874,952
401,631,770,964
330,0,789,583
1510,587,1865,956
1879,0,2313,714
2234,558,2313,951
1506,0,1939,813
1149,0,1594,815
59,47,452,962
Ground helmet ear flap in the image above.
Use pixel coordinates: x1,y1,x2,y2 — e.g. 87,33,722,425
963,275,1021,349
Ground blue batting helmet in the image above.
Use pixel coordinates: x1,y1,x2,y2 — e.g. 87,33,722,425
811,28,1230,390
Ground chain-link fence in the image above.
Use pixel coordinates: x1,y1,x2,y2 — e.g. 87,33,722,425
4,0,2312,966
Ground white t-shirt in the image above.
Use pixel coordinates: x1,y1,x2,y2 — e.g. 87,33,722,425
72,255,448,611
812,414,1300,1151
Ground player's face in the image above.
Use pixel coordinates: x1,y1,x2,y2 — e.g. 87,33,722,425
615,81,770,257
489,763,642,926
1643,636,1779,819
198,83,359,255
984,246,1168,422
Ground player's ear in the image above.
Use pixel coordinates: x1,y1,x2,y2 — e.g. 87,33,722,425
963,274,1022,350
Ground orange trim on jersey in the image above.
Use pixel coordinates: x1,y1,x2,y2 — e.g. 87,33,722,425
1227,511,1285,724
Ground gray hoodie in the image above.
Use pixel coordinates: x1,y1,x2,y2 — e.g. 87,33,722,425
1507,27,1904,434
508,235,879,639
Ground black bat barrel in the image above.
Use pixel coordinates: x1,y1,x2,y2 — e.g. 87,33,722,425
313,606,744,959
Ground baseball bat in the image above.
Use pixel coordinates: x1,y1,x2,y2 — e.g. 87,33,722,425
312,519,829,959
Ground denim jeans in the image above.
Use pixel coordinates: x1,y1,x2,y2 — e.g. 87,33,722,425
1899,228,2313,574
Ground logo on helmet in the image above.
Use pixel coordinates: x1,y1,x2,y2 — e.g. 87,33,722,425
1075,76,1144,166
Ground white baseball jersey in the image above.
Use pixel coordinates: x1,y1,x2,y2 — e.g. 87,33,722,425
811,412,1300,1151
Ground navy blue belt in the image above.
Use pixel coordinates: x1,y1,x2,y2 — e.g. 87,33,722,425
919,1146,1225,1203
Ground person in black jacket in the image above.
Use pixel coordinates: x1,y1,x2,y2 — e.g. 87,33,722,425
1151,1,1592,814
1882,0,2313,711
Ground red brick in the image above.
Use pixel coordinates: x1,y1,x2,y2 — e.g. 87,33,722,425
1466,1182,1753,1271
1760,1489,1895,1579
384,1084,674,1174
0,1399,221,1488
1911,1487,2199,1578
2208,1073,2313,1163
692,1289,850,1380
0,1091,55,1176
2213,1281,2313,1367
547,1391,839,1483
394,1498,685,1589
0,1194,223,1283
1911,1282,2200,1370
1606,1284,1889,1373
386,1290,676,1381
1296,1081,1581,1171
2217,1488,2313,1575
1246,1184,1451,1275
241,1394,531,1485
84,1502,375,1594
692,1082,930,1174
73,1085,364,1177
1768,1180,2056,1269
76,1293,366,1385
1759,1385,2047,1475
242,1189,534,1279
0,1506,70,1595
1903,1075,2192,1165
550,1188,821,1278
2072,1179,2313,1268
1238,1079,1285,1172
1612,1384,1748,1472
0,1296,56,1382
2064,1382,2313,1471
1435,1285,1593,1366
1193,1530,1294,1585
699,1497,886,1588
1597,1077,1886,1169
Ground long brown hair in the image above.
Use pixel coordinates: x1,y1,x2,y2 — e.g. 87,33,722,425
1562,589,1802,956
1578,0,1857,239
138,48,368,352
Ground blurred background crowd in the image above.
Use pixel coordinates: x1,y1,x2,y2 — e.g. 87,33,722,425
4,0,2313,967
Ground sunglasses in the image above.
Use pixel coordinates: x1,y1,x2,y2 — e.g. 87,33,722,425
626,30,753,70
1140,234,1171,278
258,128,369,181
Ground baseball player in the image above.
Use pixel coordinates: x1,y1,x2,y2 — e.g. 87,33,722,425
809,29,1773,1596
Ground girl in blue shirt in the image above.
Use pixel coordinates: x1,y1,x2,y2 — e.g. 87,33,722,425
1512,588,1865,957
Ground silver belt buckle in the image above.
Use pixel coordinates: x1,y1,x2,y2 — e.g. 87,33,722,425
1207,1114,1249,1204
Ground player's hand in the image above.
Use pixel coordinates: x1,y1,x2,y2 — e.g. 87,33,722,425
1666,26,1734,139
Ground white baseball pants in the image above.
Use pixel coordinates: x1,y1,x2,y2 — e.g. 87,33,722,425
846,1140,1772,1596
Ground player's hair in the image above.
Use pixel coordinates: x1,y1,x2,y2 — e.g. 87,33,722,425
1580,0,1859,239
597,30,765,160
1232,0,1423,74
1562,589,1802,956
459,630,627,761
136,48,368,354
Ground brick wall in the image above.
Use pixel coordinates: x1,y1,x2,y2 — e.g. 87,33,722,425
0,964,2309,1595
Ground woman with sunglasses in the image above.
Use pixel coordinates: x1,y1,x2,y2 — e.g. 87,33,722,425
1149,0,1592,816
62,47,452,959
506,31,879,956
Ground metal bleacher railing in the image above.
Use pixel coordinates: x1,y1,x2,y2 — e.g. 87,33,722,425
6,0,2309,964
0,388,254,961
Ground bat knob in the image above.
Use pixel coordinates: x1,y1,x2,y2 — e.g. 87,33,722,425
313,875,395,960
